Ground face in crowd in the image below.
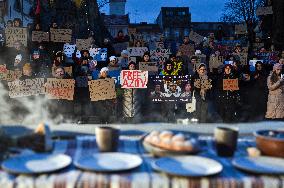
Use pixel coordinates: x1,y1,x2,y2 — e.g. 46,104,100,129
191,57,197,64
55,67,65,79
183,36,189,44
155,85,161,93
198,65,206,76
224,65,231,75
100,70,108,78
128,62,136,70
23,64,32,76
143,54,150,62
255,63,262,71
166,63,173,71
169,83,177,93
184,83,191,92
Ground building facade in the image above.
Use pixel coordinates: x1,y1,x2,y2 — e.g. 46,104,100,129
155,7,191,41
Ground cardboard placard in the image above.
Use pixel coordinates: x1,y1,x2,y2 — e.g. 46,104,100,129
120,70,148,88
235,23,247,35
236,53,248,65
76,39,91,51
127,47,148,57
256,6,273,16
88,78,116,101
150,75,191,102
0,64,7,80
223,79,239,91
209,55,224,71
50,28,72,43
63,66,72,76
75,76,88,87
7,78,45,98
63,44,76,58
89,48,108,61
193,79,212,90
32,31,49,42
45,78,75,100
113,42,129,55
178,44,195,57
3,70,22,81
139,62,158,72
189,31,204,44
5,27,28,47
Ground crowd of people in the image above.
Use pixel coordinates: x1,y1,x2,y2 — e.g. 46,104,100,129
0,18,283,124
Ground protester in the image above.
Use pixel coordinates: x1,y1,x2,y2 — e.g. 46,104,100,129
265,63,284,119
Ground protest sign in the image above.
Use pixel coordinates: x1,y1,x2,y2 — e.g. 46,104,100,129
75,76,88,87
255,51,279,63
7,78,45,98
139,62,158,72
235,53,248,65
4,70,22,82
193,79,212,90
50,28,72,43
113,42,129,55
32,31,49,42
178,44,195,57
127,47,148,57
223,79,239,91
88,78,116,102
5,27,27,47
89,48,108,61
256,6,273,16
209,55,224,71
108,70,121,86
45,78,75,100
235,23,247,35
0,64,7,80
149,75,191,102
120,70,148,88
63,43,76,58
76,39,91,51
189,31,204,44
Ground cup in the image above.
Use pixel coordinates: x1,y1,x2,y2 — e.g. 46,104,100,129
214,126,239,157
95,126,119,152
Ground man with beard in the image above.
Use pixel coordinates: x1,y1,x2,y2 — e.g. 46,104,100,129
160,60,175,75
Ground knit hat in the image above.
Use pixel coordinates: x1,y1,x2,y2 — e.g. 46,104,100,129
15,54,22,61
121,50,129,56
100,67,109,73
273,63,282,71
109,56,116,61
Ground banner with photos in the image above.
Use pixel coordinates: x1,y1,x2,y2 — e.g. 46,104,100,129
149,75,191,102
5,27,27,47
88,78,116,102
45,78,75,100
63,44,76,58
89,48,108,61
50,28,72,43
120,70,148,89
7,78,45,98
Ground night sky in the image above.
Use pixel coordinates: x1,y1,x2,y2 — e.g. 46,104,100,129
100,0,225,23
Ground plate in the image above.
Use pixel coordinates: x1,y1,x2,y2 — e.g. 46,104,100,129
232,157,284,174
1,153,72,174
152,156,223,177
74,152,143,172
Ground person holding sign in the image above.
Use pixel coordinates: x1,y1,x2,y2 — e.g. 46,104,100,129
190,63,212,123
216,64,240,123
265,63,284,119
